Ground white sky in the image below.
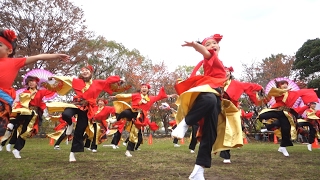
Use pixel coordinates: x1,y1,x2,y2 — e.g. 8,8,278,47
72,0,320,77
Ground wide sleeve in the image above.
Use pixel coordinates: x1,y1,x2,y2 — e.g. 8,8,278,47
242,82,263,105
103,76,131,95
39,89,56,99
285,89,319,107
41,76,73,96
305,108,319,120
115,93,133,103
267,87,288,98
150,87,168,103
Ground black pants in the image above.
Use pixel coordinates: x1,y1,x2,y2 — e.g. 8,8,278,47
127,129,143,151
111,131,121,145
54,129,67,146
189,124,199,150
298,122,316,144
84,123,98,150
135,129,143,150
185,92,221,168
62,108,88,152
172,124,179,144
116,109,138,121
12,113,35,151
220,150,231,159
125,137,129,143
117,109,145,151
258,111,293,147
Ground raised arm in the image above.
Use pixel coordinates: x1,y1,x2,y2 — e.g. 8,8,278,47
182,41,211,59
25,54,70,65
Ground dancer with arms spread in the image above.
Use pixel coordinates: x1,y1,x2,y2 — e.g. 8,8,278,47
111,83,175,157
42,65,127,162
219,66,263,164
172,34,228,180
257,79,318,156
0,28,69,150
84,98,116,152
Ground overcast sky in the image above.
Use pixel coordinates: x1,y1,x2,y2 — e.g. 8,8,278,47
72,0,320,77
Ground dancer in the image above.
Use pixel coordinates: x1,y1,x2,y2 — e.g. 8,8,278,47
47,115,76,150
257,79,318,157
42,65,127,162
84,98,115,152
0,119,18,152
219,66,263,164
0,28,69,141
4,76,56,158
109,118,126,149
111,83,175,157
172,34,233,180
297,102,320,151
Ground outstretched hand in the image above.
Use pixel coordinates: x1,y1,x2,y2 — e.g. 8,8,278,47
58,54,70,62
181,41,197,47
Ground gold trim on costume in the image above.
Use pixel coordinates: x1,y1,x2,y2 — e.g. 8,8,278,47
223,79,231,91
282,92,289,103
257,108,297,140
43,76,73,96
115,94,132,103
20,111,38,140
47,130,66,140
82,79,93,93
213,99,243,153
175,84,220,124
19,93,32,109
46,102,77,114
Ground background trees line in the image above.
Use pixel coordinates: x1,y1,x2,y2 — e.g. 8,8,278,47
1,0,320,133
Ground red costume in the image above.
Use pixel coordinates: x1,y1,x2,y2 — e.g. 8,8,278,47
224,79,263,107
112,119,126,133
92,105,116,135
13,88,55,135
175,49,226,95
115,86,167,129
0,57,27,135
71,76,123,119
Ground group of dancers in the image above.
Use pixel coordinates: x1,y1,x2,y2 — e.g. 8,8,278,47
1,28,320,180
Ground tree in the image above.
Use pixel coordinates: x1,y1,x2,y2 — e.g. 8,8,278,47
0,0,93,89
257,54,294,87
241,54,294,88
293,38,320,79
240,60,261,83
174,65,198,80
307,79,320,97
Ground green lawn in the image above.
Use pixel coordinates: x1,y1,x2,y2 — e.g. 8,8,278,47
0,137,319,180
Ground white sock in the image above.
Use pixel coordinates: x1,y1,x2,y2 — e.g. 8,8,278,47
189,164,204,179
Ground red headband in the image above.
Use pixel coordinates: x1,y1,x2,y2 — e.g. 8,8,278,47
201,34,223,45
225,66,234,72
0,29,16,50
141,83,151,89
82,65,94,72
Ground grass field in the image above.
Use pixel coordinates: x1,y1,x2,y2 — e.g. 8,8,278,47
0,137,319,180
